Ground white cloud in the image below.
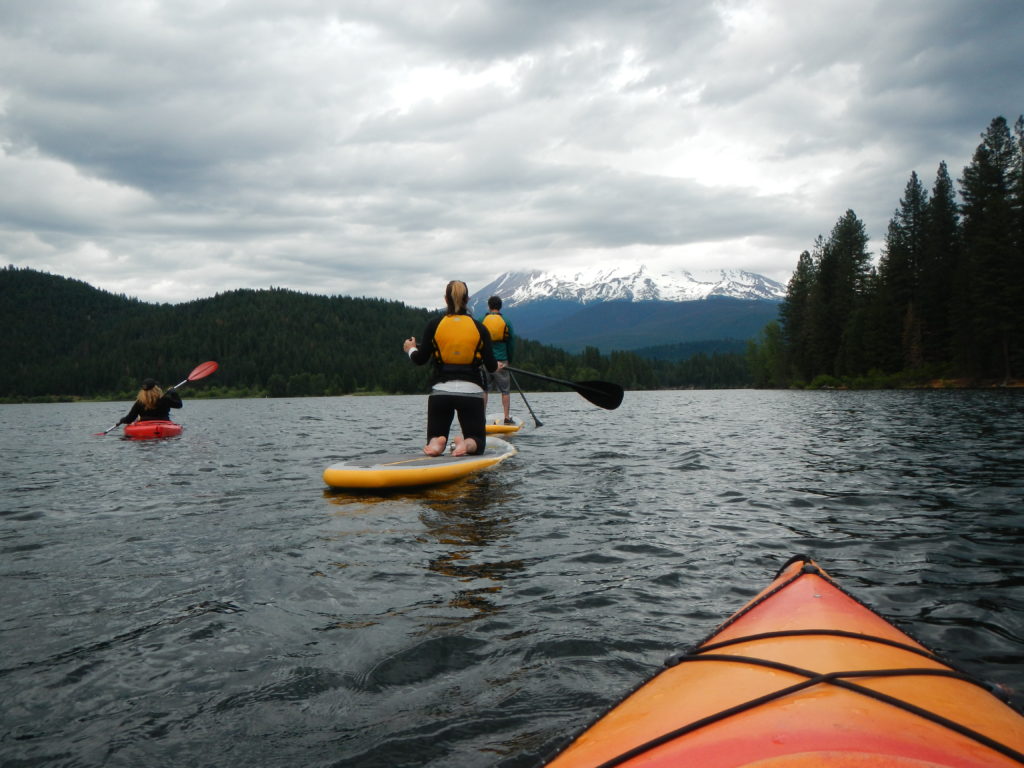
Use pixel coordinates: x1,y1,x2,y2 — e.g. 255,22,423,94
1,0,1022,310
0,146,153,230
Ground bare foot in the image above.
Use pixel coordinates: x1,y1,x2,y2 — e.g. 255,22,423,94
424,436,446,456
451,436,477,456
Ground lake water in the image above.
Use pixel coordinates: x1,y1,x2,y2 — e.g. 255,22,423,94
2,389,1023,767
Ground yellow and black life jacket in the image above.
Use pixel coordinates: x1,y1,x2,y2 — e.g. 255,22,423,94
482,312,509,342
433,314,483,368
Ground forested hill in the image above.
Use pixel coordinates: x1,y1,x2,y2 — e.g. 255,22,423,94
1,266,436,399
1,266,753,400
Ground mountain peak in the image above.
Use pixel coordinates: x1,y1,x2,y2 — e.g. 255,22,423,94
473,265,785,309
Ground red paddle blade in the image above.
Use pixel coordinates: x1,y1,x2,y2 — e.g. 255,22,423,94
188,360,219,381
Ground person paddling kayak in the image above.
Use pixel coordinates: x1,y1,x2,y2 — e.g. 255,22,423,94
118,378,183,425
403,280,497,457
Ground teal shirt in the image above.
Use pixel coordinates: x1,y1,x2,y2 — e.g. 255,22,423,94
479,311,514,362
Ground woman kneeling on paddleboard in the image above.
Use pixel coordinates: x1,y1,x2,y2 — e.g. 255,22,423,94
118,378,183,425
404,280,497,456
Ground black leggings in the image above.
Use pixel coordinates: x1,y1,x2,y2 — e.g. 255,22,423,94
427,392,486,455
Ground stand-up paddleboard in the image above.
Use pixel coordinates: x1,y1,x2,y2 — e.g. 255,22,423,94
323,437,516,489
485,413,524,434
124,420,183,439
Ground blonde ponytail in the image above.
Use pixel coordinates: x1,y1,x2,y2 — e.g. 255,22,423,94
138,386,163,409
445,280,469,314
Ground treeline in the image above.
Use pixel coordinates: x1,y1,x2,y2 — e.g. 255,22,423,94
748,115,1024,388
0,267,435,399
0,266,752,401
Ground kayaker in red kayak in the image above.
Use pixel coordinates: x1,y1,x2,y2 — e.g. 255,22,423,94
118,378,183,425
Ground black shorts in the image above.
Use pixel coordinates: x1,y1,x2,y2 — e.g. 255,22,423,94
426,392,486,454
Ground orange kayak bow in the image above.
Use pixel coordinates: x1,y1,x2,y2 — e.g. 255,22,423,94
543,556,1024,768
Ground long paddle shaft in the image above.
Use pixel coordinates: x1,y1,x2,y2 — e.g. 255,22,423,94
506,367,623,410
94,360,219,435
509,371,543,428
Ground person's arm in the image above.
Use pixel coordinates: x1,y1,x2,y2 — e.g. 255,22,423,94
506,319,514,363
406,317,438,366
118,401,142,425
163,389,183,409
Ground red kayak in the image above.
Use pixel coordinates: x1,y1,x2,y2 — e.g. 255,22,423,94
123,420,182,439
543,555,1024,767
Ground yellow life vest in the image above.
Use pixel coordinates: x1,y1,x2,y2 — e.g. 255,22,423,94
482,312,509,342
433,315,483,365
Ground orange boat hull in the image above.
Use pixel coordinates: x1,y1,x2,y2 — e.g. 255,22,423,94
544,557,1024,768
123,420,182,439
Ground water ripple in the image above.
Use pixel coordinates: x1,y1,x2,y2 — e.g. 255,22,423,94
1,391,1022,767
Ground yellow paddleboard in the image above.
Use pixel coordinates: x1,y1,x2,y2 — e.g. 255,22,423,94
485,414,524,434
323,437,516,489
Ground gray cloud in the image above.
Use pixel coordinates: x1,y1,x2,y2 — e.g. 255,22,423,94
1,0,1022,309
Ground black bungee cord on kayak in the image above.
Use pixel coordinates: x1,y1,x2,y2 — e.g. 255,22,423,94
539,555,1024,768
686,553,1019,704
586,657,1024,768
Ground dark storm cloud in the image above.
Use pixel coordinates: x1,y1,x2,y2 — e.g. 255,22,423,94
1,0,1022,307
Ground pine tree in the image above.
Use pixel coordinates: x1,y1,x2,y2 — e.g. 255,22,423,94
807,211,871,376
876,172,929,371
957,116,1020,379
779,248,817,383
747,321,786,387
1010,116,1024,376
920,161,960,367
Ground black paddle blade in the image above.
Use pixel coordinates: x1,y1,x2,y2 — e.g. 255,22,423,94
575,380,624,410
506,366,623,410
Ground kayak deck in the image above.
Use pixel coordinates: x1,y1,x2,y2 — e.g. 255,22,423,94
544,556,1024,767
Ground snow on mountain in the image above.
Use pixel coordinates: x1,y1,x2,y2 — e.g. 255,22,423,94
476,265,786,307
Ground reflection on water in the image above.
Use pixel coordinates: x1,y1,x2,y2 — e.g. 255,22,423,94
418,480,526,614
321,469,529,624
324,461,527,615
1,391,1022,768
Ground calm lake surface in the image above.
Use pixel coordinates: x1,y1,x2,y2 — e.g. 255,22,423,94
2,390,1023,767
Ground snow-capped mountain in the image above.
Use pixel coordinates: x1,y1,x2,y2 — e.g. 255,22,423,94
474,265,786,308
468,265,785,354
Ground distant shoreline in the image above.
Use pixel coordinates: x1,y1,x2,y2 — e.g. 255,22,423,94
4,380,1023,405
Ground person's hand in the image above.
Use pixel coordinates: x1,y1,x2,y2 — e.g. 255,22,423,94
117,418,127,425
403,337,417,353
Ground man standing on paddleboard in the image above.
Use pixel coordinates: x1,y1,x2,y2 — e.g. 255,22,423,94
480,295,516,425
404,280,497,457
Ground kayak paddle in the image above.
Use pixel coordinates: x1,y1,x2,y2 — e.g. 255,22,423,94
94,360,219,435
171,360,219,390
506,367,623,410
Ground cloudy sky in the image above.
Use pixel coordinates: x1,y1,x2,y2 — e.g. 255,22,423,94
2,1,1022,309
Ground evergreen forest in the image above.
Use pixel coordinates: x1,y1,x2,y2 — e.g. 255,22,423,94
0,267,748,402
747,115,1024,388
